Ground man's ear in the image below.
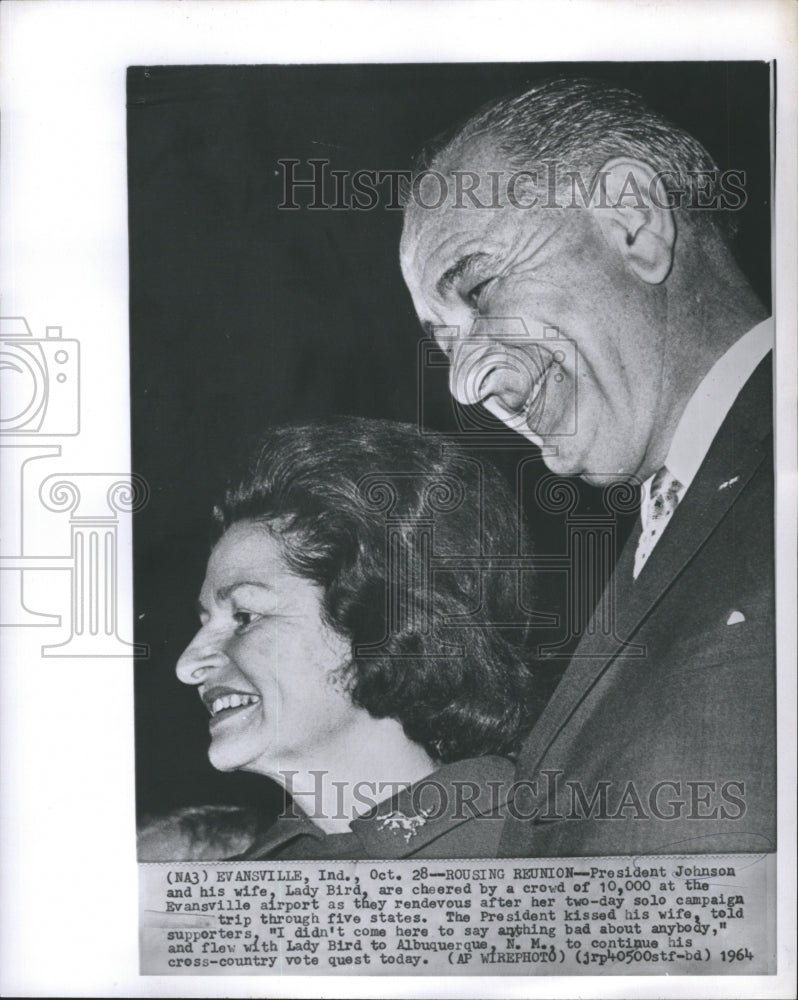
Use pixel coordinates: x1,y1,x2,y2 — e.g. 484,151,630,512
591,157,676,285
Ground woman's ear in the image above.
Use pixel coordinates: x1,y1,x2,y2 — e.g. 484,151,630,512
590,157,676,285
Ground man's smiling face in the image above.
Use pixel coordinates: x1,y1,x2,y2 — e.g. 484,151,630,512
400,140,672,484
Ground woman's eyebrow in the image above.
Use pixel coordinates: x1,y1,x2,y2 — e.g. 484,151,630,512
216,581,273,603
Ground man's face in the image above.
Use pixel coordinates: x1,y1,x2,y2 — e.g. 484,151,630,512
400,145,671,483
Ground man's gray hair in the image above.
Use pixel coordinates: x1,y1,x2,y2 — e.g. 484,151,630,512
416,77,737,240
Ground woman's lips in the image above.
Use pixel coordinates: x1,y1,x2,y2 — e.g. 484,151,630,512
201,686,261,725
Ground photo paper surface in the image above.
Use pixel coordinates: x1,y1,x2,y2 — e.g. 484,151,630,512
1,3,795,998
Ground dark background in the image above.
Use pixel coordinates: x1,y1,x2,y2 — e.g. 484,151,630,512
129,62,771,824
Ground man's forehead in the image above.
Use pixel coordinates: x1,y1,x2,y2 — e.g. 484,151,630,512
400,134,554,266
438,132,511,176
401,196,496,264
401,188,559,285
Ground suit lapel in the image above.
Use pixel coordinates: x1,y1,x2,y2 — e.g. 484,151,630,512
520,355,773,775
615,353,772,644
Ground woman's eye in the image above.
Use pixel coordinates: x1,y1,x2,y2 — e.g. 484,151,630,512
232,611,260,631
466,279,491,309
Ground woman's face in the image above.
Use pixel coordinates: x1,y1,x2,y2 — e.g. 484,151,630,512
176,521,363,778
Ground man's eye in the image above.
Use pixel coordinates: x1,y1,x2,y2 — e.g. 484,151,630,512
466,279,491,308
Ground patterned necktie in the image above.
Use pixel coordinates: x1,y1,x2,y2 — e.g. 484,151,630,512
633,466,683,579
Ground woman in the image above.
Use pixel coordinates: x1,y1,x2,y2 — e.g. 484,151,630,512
176,417,539,859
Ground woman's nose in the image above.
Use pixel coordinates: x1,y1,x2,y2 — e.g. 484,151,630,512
176,631,229,685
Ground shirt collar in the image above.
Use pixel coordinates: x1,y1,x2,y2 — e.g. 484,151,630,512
663,317,773,493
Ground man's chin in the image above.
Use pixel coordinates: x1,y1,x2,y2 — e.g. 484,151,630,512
579,468,643,488
536,441,581,478
538,441,643,487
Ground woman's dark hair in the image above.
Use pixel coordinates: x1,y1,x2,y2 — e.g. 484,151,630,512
213,417,538,763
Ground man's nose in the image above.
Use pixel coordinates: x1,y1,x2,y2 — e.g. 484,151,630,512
449,340,536,412
176,630,229,685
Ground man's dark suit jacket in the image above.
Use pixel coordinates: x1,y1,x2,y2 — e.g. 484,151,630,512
500,355,775,858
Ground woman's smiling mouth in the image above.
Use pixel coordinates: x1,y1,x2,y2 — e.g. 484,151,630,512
202,686,261,722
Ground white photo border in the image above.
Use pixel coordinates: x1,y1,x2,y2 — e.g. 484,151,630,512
1,2,795,998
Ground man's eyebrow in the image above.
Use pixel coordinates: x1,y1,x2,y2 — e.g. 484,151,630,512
435,252,490,298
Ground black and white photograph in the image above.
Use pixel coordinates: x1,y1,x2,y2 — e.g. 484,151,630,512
131,61,774,862
1,2,795,997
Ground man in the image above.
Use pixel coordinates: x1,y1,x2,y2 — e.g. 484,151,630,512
400,77,774,856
